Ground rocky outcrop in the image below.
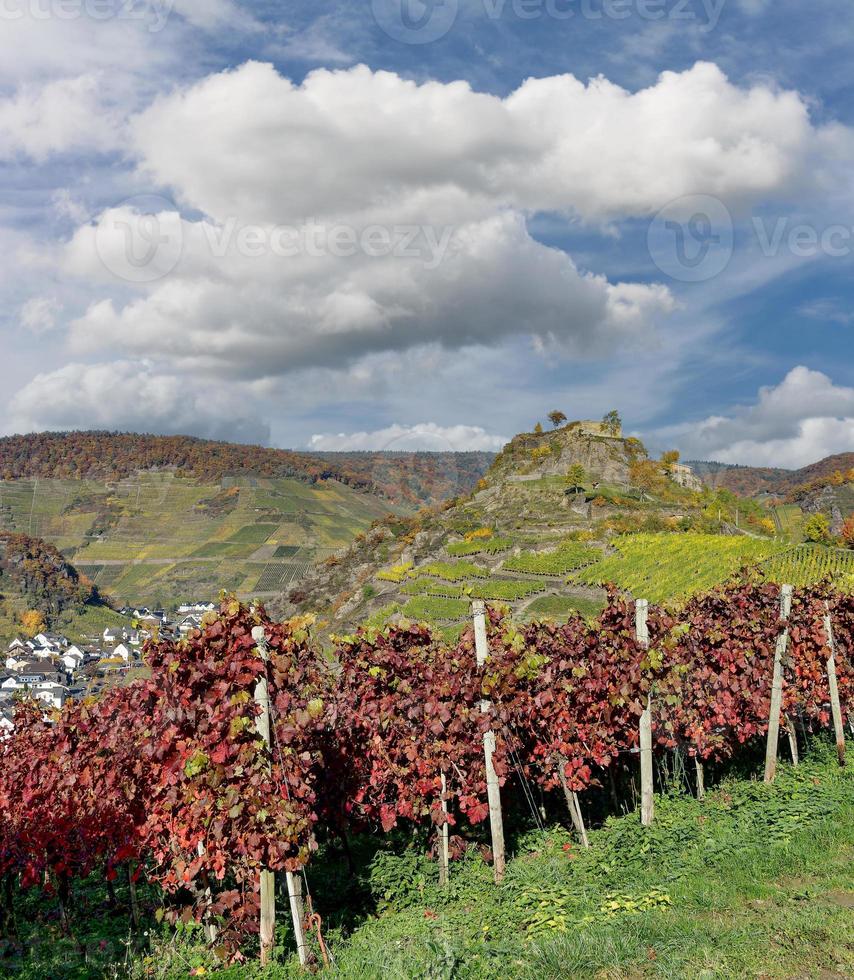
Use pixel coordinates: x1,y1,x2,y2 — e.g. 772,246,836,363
486,423,636,487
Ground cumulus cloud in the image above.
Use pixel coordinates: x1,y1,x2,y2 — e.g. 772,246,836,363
4,361,270,445
662,366,854,468
131,60,824,224
65,209,675,377
19,296,62,334
51,59,845,383
308,423,507,452
0,74,124,160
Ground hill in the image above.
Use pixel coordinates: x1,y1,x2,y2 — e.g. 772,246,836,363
0,433,493,609
690,453,854,497
0,431,493,508
281,420,784,633
0,531,123,642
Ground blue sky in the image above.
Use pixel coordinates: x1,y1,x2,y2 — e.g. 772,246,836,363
1,0,854,467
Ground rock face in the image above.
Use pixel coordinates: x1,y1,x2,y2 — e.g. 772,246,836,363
800,485,854,535
486,423,634,487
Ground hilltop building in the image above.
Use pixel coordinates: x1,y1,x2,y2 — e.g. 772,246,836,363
669,462,703,492
574,419,623,439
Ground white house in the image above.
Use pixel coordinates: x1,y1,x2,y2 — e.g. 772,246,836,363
60,649,85,672
110,643,133,663
33,681,67,710
0,710,13,738
178,601,216,616
178,615,203,636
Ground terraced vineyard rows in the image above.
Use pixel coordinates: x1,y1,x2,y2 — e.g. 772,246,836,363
759,543,854,587
571,533,785,604
446,537,513,556
0,474,389,605
502,540,600,575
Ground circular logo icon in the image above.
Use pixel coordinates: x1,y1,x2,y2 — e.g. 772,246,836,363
94,194,183,284
371,0,459,44
647,194,733,283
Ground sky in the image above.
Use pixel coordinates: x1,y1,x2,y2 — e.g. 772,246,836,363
2,0,854,468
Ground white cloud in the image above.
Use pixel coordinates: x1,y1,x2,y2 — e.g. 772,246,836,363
65,209,676,378
19,296,62,334
0,74,123,161
49,59,843,383
308,423,507,452
131,60,824,225
4,360,270,445
662,366,854,468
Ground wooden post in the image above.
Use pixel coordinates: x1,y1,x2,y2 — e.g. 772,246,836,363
695,758,705,800
824,611,846,767
251,627,308,967
472,600,506,883
285,870,310,967
196,841,217,943
439,772,450,887
636,600,654,826
127,864,141,931
785,716,799,766
764,585,793,783
251,627,277,966
557,759,589,848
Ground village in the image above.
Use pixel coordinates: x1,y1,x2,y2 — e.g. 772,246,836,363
0,600,218,732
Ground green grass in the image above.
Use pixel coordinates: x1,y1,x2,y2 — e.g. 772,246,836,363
523,593,606,621
572,533,785,604
11,744,850,979
502,540,600,575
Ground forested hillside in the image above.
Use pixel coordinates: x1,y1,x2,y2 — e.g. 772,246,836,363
0,432,492,506
692,454,854,497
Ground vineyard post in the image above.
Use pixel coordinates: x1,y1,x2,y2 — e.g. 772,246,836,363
695,759,705,800
557,762,589,848
251,626,277,966
764,585,793,783
196,841,217,943
472,600,506,883
251,627,310,969
785,717,799,766
636,599,654,827
823,609,846,767
439,772,450,886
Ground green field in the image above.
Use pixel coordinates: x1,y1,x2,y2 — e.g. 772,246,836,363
0,474,398,606
572,533,785,604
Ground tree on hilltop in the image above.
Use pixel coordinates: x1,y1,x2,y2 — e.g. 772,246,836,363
661,450,680,473
602,410,622,435
548,410,567,428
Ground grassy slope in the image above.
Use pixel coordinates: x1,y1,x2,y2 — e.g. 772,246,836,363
10,744,851,979
0,474,398,606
